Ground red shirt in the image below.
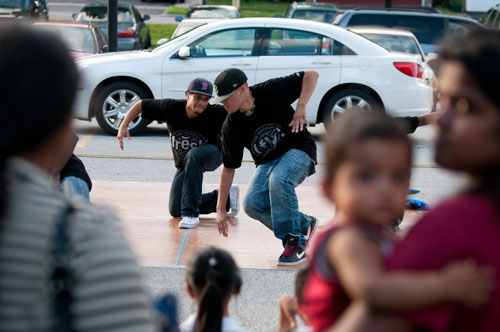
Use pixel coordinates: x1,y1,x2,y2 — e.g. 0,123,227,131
387,195,500,332
303,223,395,332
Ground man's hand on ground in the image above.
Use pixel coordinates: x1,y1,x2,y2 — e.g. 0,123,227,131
117,126,131,150
216,210,236,237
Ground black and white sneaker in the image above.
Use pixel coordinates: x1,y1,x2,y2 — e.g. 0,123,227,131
302,216,318,243
278,236,307,266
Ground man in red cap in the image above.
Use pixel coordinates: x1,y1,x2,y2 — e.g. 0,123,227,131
118,78,239,229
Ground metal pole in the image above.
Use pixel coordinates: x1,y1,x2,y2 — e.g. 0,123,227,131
108,0,117,52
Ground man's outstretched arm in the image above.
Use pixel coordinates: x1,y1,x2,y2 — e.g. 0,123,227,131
289,70,319,133
216,165,236,237
117,100,143,150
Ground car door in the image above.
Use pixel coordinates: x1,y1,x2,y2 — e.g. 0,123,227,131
255,27,341,120
161,27,260,99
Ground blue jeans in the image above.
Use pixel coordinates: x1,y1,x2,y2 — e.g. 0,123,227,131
243,149,316,249
60,176,90,200
169,144,227,218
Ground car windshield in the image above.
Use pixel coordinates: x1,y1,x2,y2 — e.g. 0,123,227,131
37,26,97,53
0,0,31,9
174,23,200,37
292,9,337,23
152,24,207,53
75,7,134,24
189,9,237,19
361,33,422,57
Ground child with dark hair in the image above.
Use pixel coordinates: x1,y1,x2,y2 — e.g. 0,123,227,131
301,110,494,332
181,247,246,332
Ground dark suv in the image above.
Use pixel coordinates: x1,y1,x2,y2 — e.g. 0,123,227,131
334,9,484,54
0,0,48,22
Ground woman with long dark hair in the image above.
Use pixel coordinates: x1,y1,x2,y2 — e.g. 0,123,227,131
0,25,156,331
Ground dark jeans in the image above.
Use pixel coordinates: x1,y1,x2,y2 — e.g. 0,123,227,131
168,144,228,218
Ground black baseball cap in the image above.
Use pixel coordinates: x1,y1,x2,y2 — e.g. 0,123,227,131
186,78,213,97
210,68,248,104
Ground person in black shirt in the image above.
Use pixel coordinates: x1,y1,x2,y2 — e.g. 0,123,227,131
213,68,319,266
117,78,239,229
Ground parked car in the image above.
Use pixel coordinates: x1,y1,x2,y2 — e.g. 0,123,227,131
334,9,485,54
350,27,438,106
0,0,48,22
33,22,107,58
73,3,151,51
185,5,240,19
480,4,500,28
74,18,432,135
284,1,338,23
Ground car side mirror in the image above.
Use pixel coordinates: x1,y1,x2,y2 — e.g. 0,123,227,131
178,46,191,59
143,14,150,21
157,38,169,46
175,16,183,22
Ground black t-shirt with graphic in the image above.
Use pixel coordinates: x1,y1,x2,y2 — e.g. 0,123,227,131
221,72,317,168
141,99,227,169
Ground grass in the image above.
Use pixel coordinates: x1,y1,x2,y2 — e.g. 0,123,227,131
166,0,289,18
436,6,456,15
148,24,178,46
166,7,189,15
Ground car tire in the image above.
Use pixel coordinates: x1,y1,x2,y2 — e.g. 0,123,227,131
322,88,381,125
95,81,152,136
144,34,151,49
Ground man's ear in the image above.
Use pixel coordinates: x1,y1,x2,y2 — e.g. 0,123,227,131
239,85,247,95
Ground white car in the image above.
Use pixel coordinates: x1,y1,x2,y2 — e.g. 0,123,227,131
349,27,438,105
74,18,433,135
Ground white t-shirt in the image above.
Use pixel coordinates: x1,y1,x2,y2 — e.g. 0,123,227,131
181,314,247,332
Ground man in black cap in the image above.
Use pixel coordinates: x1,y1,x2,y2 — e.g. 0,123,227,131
117,78,239,229
213,68,319,266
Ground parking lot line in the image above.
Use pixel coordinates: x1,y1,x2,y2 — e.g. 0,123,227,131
74,153,441,168
76,128,99,148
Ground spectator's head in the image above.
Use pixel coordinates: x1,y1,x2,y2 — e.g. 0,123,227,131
0,24,78,216
211,68,249,113
437,30,500,201
186,246,242,332
322,109,411,226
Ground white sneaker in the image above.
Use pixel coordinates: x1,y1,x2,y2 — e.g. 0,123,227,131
178,216,199,229
228,184,240,217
